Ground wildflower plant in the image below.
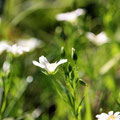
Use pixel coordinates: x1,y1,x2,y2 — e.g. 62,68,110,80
0,42,32,119
33,47,86,120
0,61,11,119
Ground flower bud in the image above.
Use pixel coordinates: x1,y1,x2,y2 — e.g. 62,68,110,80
79,79,87,86
65,71,69,78
61,46,65,58
68,63,72,72
61,29,67,41
71,70,74,80
72,48,77,61
3,61,10,73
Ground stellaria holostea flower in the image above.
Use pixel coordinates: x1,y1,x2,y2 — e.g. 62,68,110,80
0,41,30,55
17,38,43,51
56,8,85,22
86,32,109,46
33,56,67,74
96,111,120,120
7,44,30,55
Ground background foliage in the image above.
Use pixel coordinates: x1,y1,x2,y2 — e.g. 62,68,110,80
1,0,120,119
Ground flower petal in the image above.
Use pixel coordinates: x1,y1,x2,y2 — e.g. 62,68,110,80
56,59,67,67
39,56,49,65
108,111,113,115
86,32,95,41
96,113,108,120
46,63,57,73
33,61,44,68
114,112,120,117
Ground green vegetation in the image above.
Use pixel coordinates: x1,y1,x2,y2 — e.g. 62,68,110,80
0,0,120,119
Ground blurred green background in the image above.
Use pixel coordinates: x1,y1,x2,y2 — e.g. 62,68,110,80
1,0,120,119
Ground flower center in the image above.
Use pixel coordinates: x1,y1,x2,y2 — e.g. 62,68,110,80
51,64,54,67
47,63,56,73
108,115,115,120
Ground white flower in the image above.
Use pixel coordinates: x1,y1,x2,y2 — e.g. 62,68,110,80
0,41,30,55
86,32,109,46
33,56,67,74
96,111,120,120
7,44,30,55
0,41,9,54
17,38,43,51
3,61,10,73
56,8,85,22
26,76,33,83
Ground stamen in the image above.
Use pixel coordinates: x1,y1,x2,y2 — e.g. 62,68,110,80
108,115,115,120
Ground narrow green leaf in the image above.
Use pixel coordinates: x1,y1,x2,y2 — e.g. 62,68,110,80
77,96,85,115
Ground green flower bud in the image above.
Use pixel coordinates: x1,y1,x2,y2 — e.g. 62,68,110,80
65,71,69,78
79,79,87,86
71,70,74,80
68,63,72,72
61,46,65,58
72,48,77,61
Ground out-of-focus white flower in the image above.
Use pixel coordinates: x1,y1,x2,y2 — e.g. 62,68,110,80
0,40,31,55
17,38,43,51
32,108,41,118
33,56,67,74
56,8,85,22
26,76,33,83
86,32,109,46
3,61,10,73
96,111,120,120
7,44,29,55
0,41,9,54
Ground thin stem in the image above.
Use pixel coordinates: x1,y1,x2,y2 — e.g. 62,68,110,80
73,0,77,9
0,54,13,119
0,76,7,119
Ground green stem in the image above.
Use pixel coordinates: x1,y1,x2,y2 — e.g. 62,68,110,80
73,0,77,9
0,55,13,119
0,76,7,119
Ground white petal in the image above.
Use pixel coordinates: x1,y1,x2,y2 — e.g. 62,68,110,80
86,32,95,41
114,112,120,117
46,63,57,73
17,38,43,50
96,115,101,118
56,8,85,22
96,32,108,45
108,111,114,115
33,61,44,68
0,41,10,54
115,118,120,120
7,44,29,55
56,59,67,67
96,113,108,119
39,56,49,65
46,59,67,73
